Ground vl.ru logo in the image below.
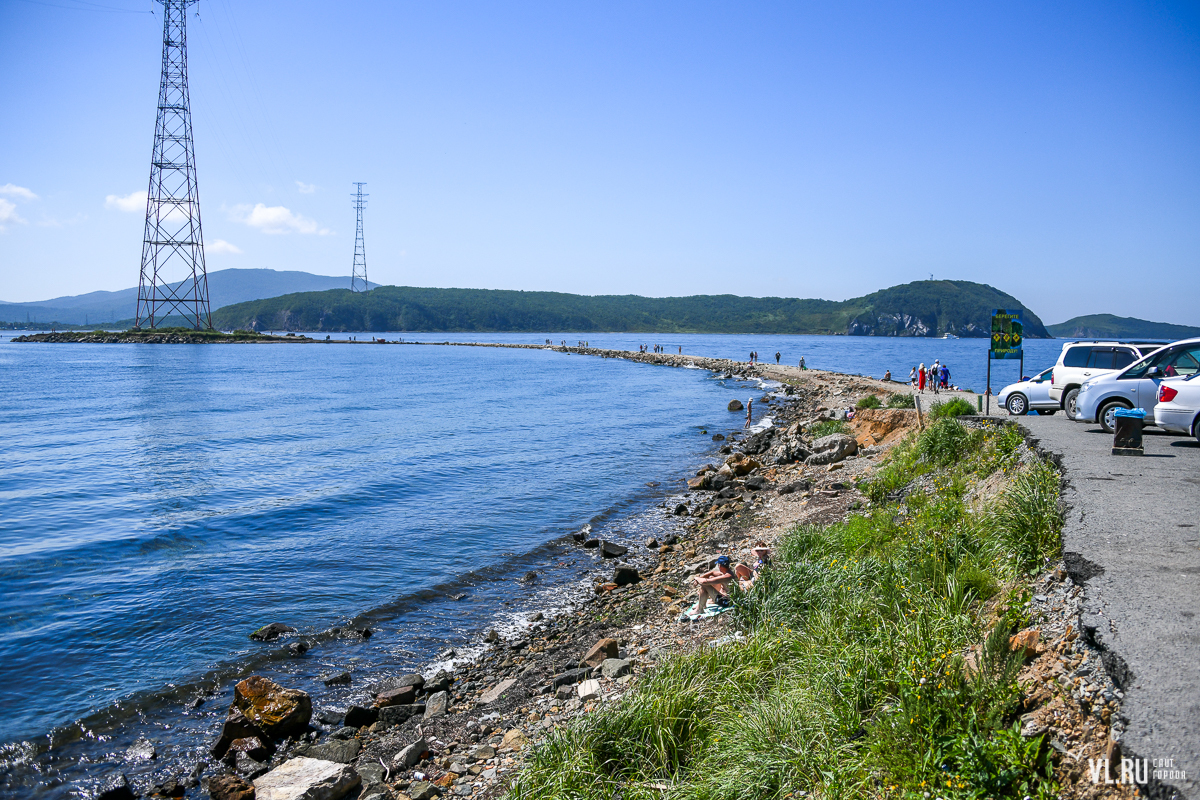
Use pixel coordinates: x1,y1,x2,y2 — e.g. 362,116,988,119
1089,757,1186,785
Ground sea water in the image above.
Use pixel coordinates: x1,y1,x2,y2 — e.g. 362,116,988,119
0,332,1062,796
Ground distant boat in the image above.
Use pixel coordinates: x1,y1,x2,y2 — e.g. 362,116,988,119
940,332,959,339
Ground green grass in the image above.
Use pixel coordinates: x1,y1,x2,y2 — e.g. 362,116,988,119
809,420,851,439
929,397,976,419
886,393,916,409
508,422,1062,800
856,395,884,410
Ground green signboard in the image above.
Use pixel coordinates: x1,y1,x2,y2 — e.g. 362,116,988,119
990,309,1023,360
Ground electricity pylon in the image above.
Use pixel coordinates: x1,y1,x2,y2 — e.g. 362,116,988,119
351,183,369,292
135,0,211,330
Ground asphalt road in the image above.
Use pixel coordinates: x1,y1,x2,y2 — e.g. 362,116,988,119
1016,412,1200,798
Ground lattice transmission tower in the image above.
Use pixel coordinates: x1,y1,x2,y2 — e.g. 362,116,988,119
351,182,369,292
135,0,211,330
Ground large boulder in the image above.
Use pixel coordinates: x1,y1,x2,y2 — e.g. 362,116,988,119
805,434,857,466
212,709,268,759
295,737,361,764
612,566,640,586
580,638,619,667
233,676,312,739
374,685,416,707
208,774,255,800
423,690,449,720
253,757,360,800
599,541,628,558
600,658,632,679
377,703,425,728
727,399,744,412
95,772,135,800
250,623,296,642
343,705,378,728
393,737,428,769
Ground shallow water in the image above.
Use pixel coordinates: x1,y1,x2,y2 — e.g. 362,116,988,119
0,331,1063,796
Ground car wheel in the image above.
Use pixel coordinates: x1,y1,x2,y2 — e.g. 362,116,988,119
1098,400,1130,435
1006,393,1028,415
1064,388,1080,420
1194,415,1200,443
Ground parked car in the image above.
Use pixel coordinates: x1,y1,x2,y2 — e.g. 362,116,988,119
1049,340,1163,419
1154,374,1200,441
997,368,1059,415
1074,337,1200,433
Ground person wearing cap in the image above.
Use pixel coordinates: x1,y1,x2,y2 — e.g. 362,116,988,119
689,556,736,617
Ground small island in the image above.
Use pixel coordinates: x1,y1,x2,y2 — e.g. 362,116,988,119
13,328,316,344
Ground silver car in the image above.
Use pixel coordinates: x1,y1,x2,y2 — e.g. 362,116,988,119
1154,374,1200,441
997,368,1059,415
1074,337,1200,433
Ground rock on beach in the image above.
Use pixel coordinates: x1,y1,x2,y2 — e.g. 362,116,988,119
253,757,360,800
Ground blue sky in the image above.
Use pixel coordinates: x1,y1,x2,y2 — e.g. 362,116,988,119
1,0,1197,325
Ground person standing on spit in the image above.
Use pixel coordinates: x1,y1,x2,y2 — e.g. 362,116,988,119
745,398,753,428
799,357,806,370
909,366,917,387
775,351,781,364
918,362,926,393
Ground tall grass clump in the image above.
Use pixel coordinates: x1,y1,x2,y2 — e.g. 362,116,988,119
886,393,916,409
809,419,850,439
929,397,977,419
856,394,883,410
509,421,1062,800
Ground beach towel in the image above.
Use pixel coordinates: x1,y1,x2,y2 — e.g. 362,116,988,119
678,601,736,622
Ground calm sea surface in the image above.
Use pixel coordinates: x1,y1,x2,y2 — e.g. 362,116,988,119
0,332,1062,796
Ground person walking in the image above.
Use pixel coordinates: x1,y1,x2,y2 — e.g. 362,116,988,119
940,363,950,390
918,362,926,393
745,398,753,428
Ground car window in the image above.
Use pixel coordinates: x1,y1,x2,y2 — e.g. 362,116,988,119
1032,368,1053,382
1162,347,1200,377
1112,349,1138,370
1062,346,1092,368
1087,348,1115,370
1123,346,1176,379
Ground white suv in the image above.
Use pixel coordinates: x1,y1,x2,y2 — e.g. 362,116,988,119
1049,341,1161,419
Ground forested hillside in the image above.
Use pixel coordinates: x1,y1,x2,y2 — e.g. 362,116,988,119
212,280,1050,337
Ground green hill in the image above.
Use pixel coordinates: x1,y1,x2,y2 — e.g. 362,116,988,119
1046,314,1200,340
211,279,1050,337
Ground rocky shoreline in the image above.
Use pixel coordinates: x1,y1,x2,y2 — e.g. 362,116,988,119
59,351,1132,800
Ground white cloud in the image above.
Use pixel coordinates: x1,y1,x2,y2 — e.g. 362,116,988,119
208,238,243,254
296,181,316,194
228,203,330,235
105,190,147,213
0,184,37,200
0,198,26,231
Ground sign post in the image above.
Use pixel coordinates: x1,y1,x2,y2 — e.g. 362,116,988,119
987,309,1024,415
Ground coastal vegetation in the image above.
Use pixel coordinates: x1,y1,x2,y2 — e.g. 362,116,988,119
1046,314,1200,341
510,420,1063,800
12,328,305,343
210,280,1050,338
